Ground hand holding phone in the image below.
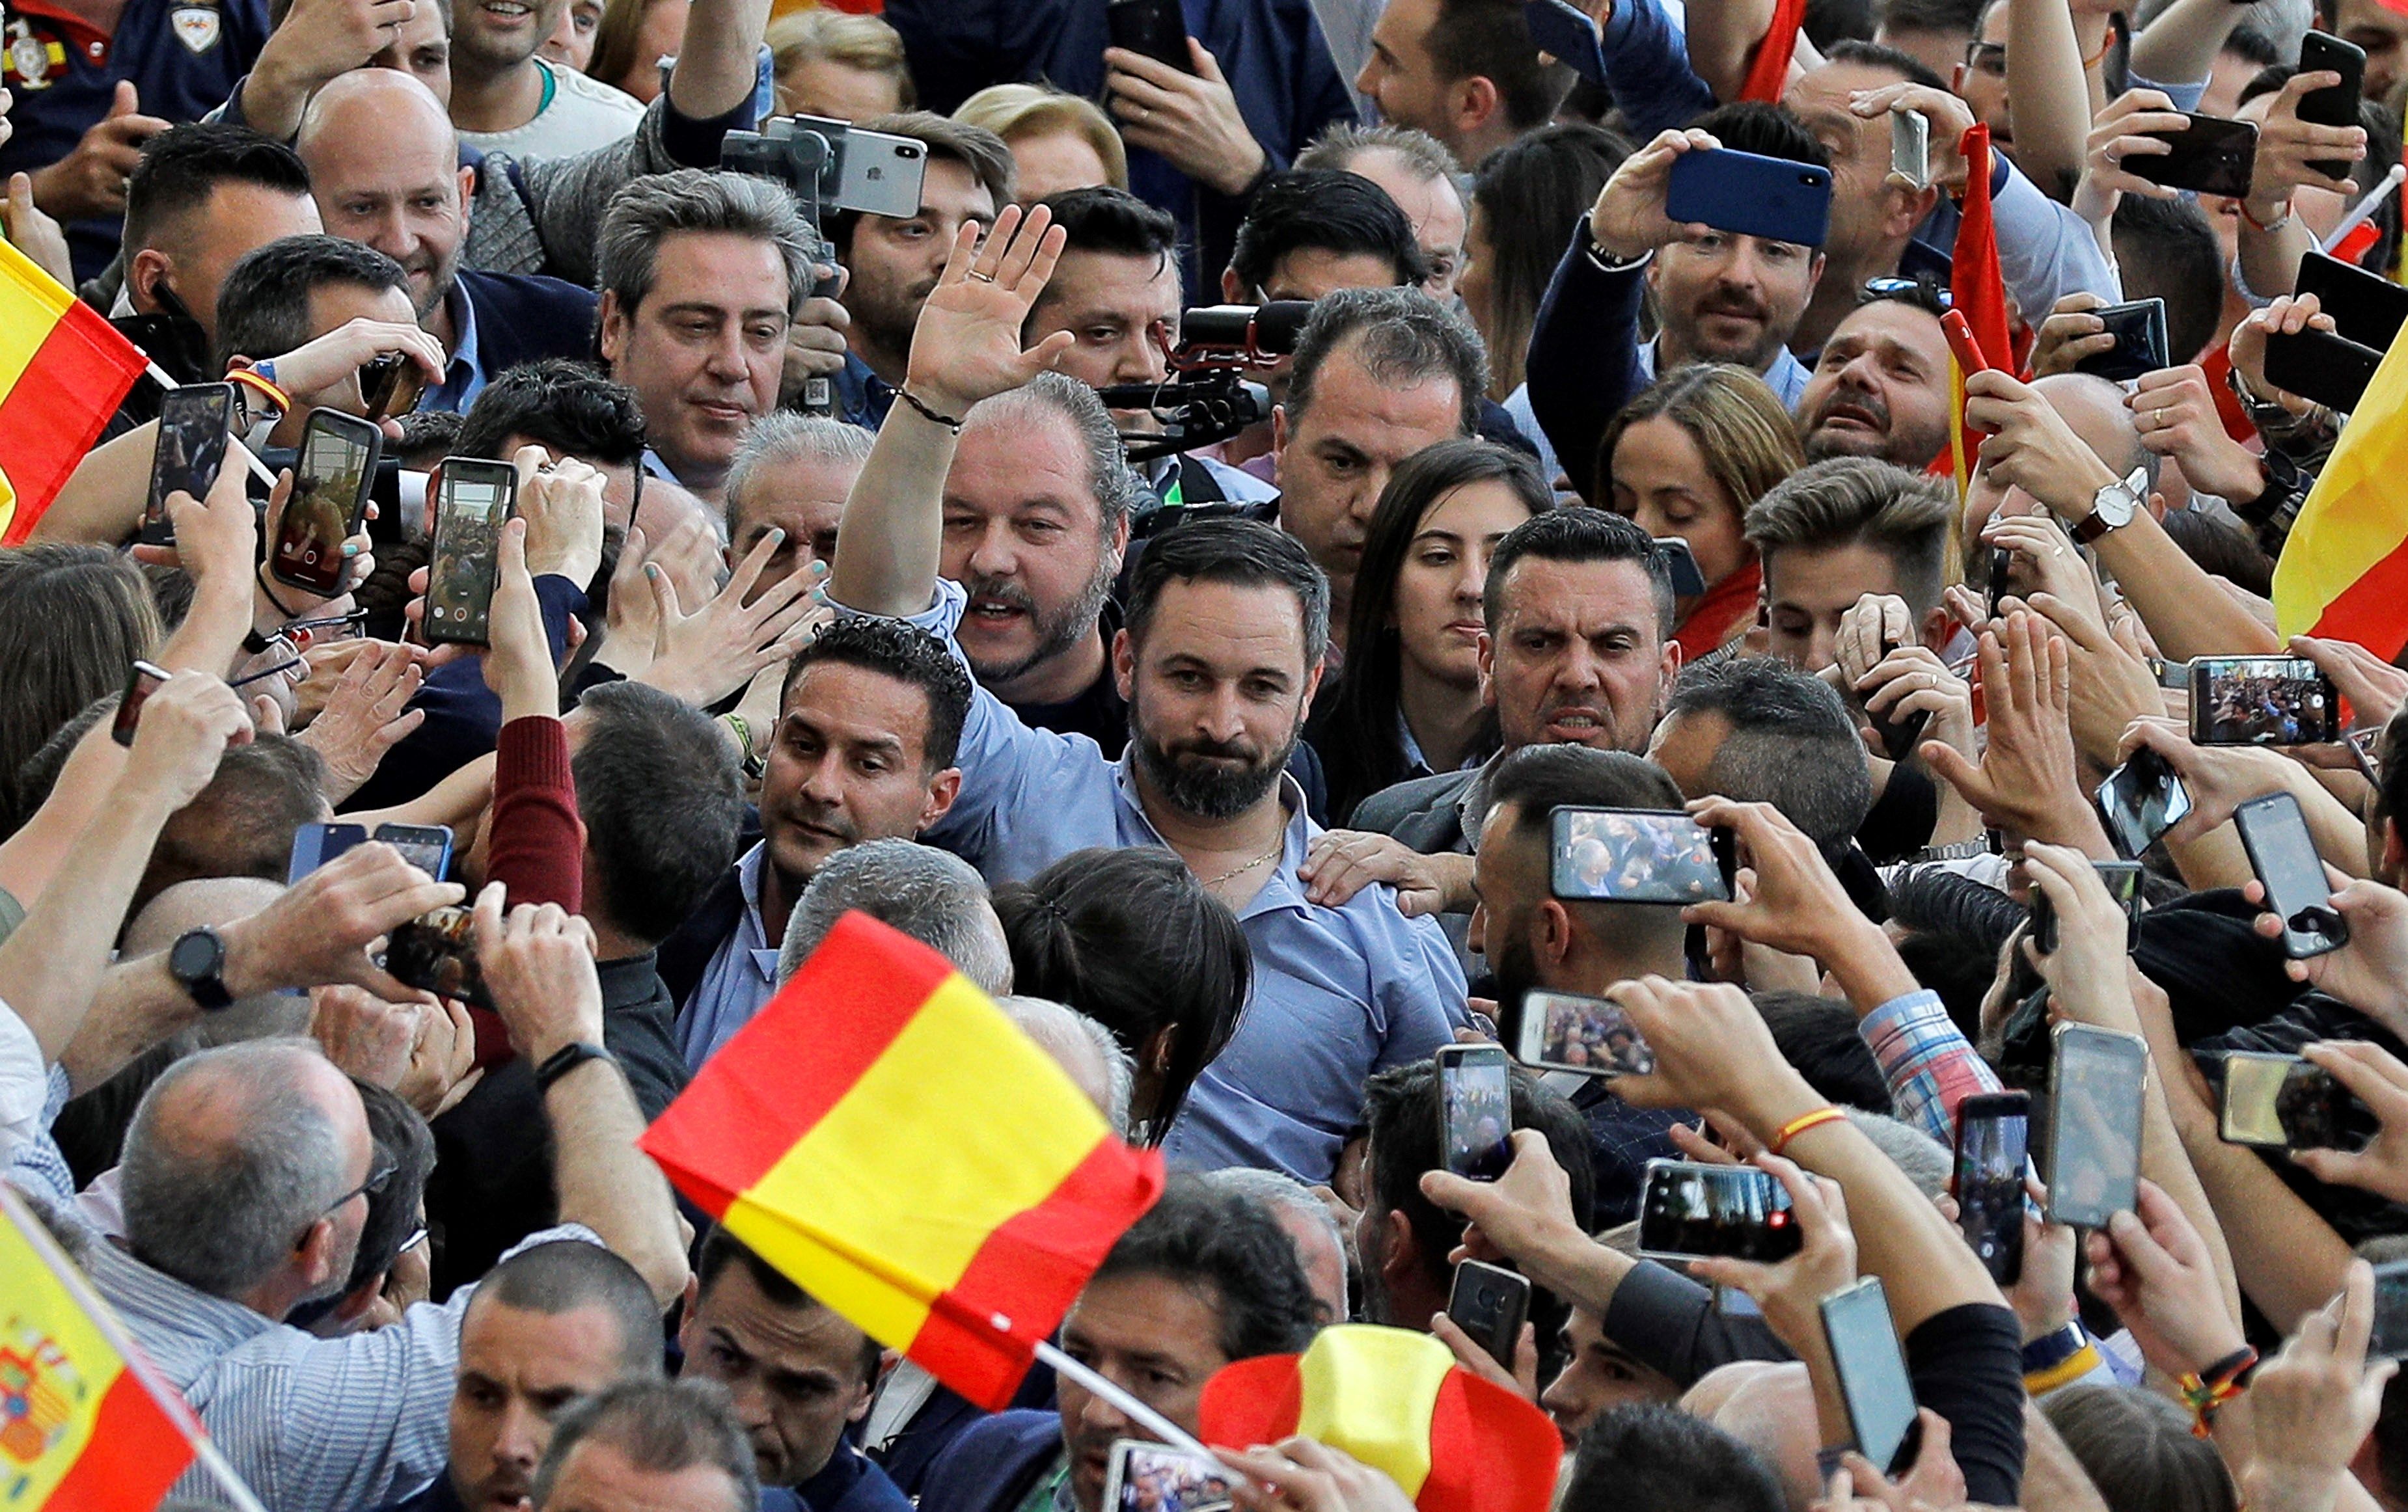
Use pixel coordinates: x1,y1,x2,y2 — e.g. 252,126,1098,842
2096,749,2194,857
2190,656,2340,746
1524,0,1608,84
1821,1278,1922,1476
110,660,172,748
2071,299,2170,383
1516,989,1654,1076
271,409,383,595
2045,1022,2148,1226
1663,148,1833,249
2218,1051,2345,1149
1104,0,1194,74
1552,807,1734,904
2298,33,2369,182
143,383,234,546
2127,113,2258,197
422,457,519,647
1889,109,1930,189
2235,790,2348,957
1953,1092,2031,1285
1446,1260,1532,1367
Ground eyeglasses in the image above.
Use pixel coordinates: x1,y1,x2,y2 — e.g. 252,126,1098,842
358,351,426,423
295,1151,399,1250
285,609,367,647
1860,276,1952,309
230,632,304,689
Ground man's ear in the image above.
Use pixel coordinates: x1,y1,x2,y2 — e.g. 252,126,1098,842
920,768,963,832
1921,604,1954,655
1656,637,1684,708
1453,74,1500,139
1376,1207,1418,1288
293,1217,341,1296
128,248,173,312
1476,630,1498,710
1536,898,1577,968
1112,626,1136,701
456,164,476,231
676,1273,702,1355
1221,265,1244,303
597,290,629,369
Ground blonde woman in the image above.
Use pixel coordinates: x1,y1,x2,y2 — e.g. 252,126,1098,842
955,83,1129,200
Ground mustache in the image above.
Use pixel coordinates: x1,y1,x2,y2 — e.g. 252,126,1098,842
1164,734,1263,763
961,574,1036,613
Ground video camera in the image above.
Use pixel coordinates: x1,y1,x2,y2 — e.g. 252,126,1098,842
1095,301,1313,462
720,115,929,412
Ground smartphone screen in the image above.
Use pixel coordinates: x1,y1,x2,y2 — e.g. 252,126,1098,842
1652,537,1707,597
110,660,171,748
1822,1277,1919,1475
1438,1044,1512,1181
2031,860,2142,953
2096,753,2193,858
424,459,517,647
1446,1260,1531,1366
2236,791,2347,957
1101,1440,1235,1512
1953,1092,2029,1286
288,821,369,884
2219,1051,2342,1149
271,410,381,595
2190,656,2338,745
2045,1023,2148,1227
1516,989,1654,1077
372,823,453,882
2372,1260,2408,1361
143,383,234,545
1637,1160,1803,1262
1551,807,1733,904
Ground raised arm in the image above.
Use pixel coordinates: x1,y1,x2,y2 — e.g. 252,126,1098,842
2004,0,2094,196
663,0,773,124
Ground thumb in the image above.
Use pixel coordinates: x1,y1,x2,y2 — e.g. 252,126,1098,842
1921,738,1988,806
609,522,648,595
1189,36,1226,81
645,560,682,626
109,80,139,118
1024,329,1076,375
252,694,287,734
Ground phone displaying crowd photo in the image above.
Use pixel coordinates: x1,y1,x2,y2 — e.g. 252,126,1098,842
270,409,382,595
1637,1160,1802,1263
1101,1441,1234,1512
1438,1043,1512,1181
373,823,454,882
2189,656,2338,746
2096,750,2193,859
2044,1023,2148,1228
423,458,518,647
1952,1092,2029,1286
1550,807,1734,904
1515,989,1654,1077
142,383,234,546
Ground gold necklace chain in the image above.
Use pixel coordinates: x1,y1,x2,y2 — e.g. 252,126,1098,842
1197,839,1284,889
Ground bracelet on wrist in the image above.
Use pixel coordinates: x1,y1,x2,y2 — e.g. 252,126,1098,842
894,386,965,433
2239,197,2294,233
1769,1105,1847,1156
2176,1345,2259,1437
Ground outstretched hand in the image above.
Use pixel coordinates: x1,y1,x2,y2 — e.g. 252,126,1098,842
903,204,1074,418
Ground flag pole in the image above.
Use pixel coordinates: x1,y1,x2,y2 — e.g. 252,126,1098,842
2323,164,2407,254
1032,1339,1244,1478
146,360,280,490
191,1433,275,1512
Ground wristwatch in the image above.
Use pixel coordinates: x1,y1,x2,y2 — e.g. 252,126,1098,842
2070,466,2147,545
535,1040,616,1093
168,927,234,1011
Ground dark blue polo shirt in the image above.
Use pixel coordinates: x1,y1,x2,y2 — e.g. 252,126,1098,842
1,0,271,281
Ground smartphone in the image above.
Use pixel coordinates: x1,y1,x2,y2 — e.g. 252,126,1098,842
1550,807,1735,904
1986,544,2015,619
269,409,383,595
827,122,930,221
2351,725,2385,782
287,821,369,883
1100,1440,1235,1512
1524,0,1608,84
2372,1260,2408,1360
141,383,234,546
1952,1091,2030,1286
2234,790,2349,958
2095,750,2194,858
2073,298,2170,382
1654,536,1708,597
1941,308,1995,374
1864,636,1934,764
2029,859,2143,954
2189,655,2339,746
1890,107,1930,189
1437,1043,1513,1182
422,457,518,647
2294,250,2408,349
2299,32,2368,181
2128,113,2258,198
1821,1277,1921,1477
2044,1022,2148,1227
2217,1051,2344,1149
1636,1159,1803,1262
2263,326,2384,412
109,659,171,748
372,822,453,882
1663,148,1833,249
383,905,495,1010
1105,0,1194,74
1516,989,1655,1077
1446,1260,1532,1366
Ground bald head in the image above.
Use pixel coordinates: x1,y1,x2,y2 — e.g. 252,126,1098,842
2032,371,2148,485
998,995,1131,1133
1691,1361,1822,1511
297,66,457,163
125,878,304,1045
295,69,472,319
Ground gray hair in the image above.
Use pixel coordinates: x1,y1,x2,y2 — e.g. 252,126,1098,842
1286,286,1486,437
120,1040,353,1299
1294,122,1464,184
596,169,815,319
780,839,1013,994
534,1379,757,1512
722,412,875,539
1203,1167,1346,1272
998,995,1134,1133
1847,1109,1952,1200
965,373,1143,533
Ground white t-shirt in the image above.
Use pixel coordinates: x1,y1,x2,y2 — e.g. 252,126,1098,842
458,56,644,159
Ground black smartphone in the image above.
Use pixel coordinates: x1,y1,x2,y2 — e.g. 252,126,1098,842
1437,1043,1513,1182
2295,250,2408,350
422,457,518,647
2189,655,2339,745
372,822,453,882
1986,543,2015,619
1636,1159,1803,1262
1663,148,1835,249
1953,1091,2030,1286
142,383,234,546
1822,1277,1921,1476
1653,536,1708,597
1865,636,1933,764
1105,0,1194,73
1524,0,1608,84
110,659,171,748
269,409,383,595
2217,1051,2344,1149
383,905,494,1010
2128,113,2258,198
2373,1260,2408,1360
2299,32,2368,181
1550,807,1735,904
287,821,369,883
2095,749,2194,858
2264,327,2384,412
2029,859,2143,954
1446,1260,1532,1366
1515,988,1654,1076
2045,1022,2149,1227
2073,298,2170,382
2234,790,2349,957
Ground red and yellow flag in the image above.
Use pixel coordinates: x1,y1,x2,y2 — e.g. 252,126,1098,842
0,1184,202,1509
1935,123,2015,494
639,912,1166,1411
0,234,147,546
2271,313,2408,658
1199,1327,1563,1512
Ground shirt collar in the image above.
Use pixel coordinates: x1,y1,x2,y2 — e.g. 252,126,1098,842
1108,756,1315,921
734,841,782,981
426,279,484,411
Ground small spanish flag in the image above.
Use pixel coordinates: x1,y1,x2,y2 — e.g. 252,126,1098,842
2271,315,2408,658
0,1184,203,1509
640,912,1166,1411
1936,123,2016,496
1198,1327,1563,1512
0,234,146,546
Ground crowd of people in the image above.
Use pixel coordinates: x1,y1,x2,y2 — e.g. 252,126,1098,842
12,0,2408,1506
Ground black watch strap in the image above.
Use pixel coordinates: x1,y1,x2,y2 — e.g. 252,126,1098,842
534,1040,614,1092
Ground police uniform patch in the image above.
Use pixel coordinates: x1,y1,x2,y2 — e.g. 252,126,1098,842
169,2,222,53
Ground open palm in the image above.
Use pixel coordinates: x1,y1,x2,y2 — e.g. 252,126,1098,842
905,203,1076,418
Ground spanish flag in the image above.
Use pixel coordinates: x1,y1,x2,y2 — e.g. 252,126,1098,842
0,234,148,546
2271,314,2408,658
1199,1327,1563,1512
1937,123,2016,495
1738,0,1807,101
639,913,1166,1411
0,1184,202,1509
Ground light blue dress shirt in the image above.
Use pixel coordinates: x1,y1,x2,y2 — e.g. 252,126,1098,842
872,578,1471,1181
1637,336,1813,412
421,280,487,416
676,841,784,1072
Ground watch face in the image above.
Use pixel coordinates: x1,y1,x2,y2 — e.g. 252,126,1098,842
170,928,222,983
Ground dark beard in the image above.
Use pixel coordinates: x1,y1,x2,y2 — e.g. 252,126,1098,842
1130,714,1301,822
